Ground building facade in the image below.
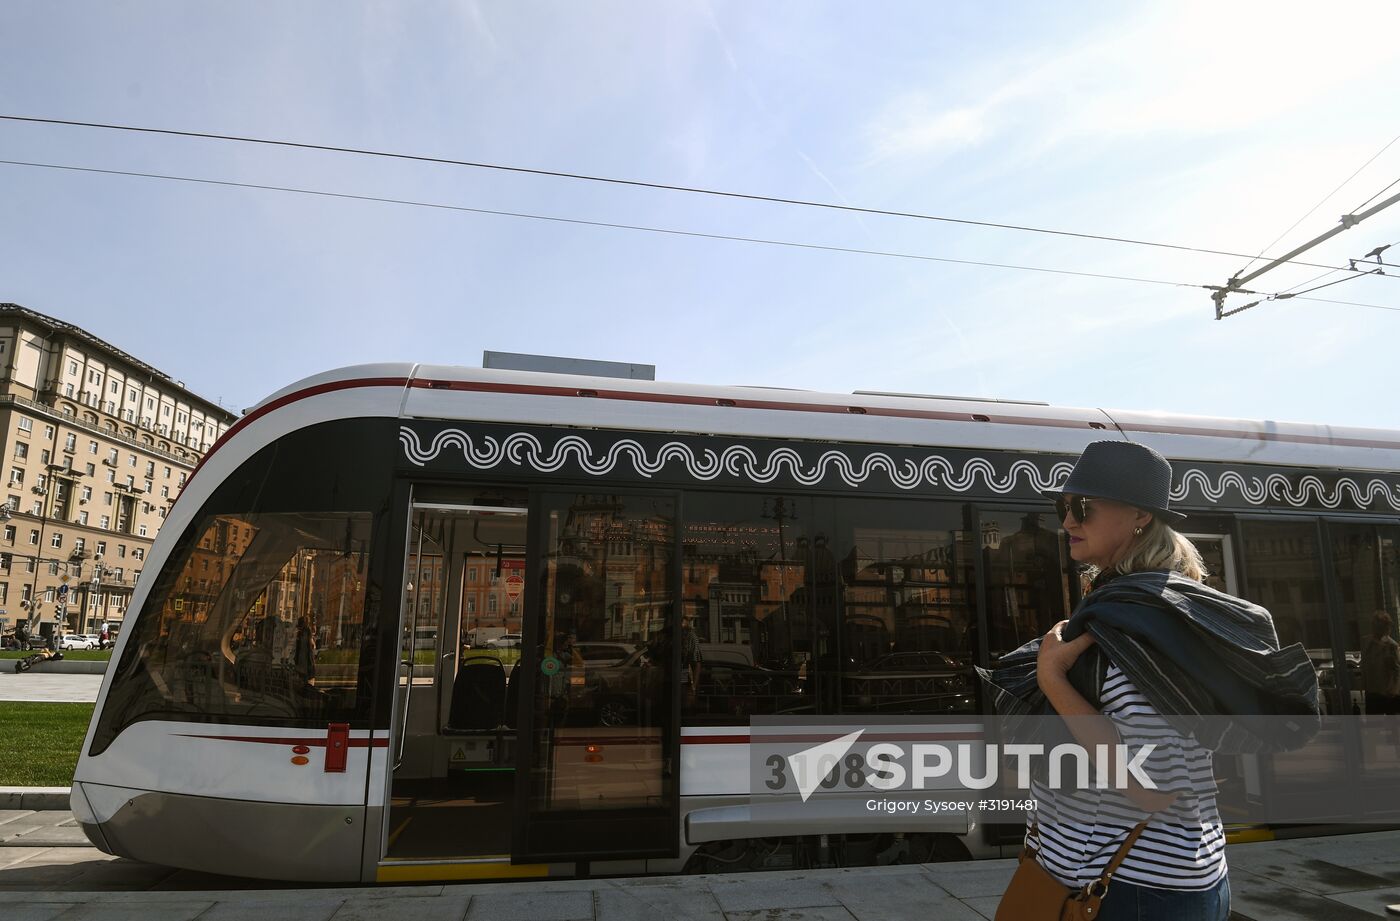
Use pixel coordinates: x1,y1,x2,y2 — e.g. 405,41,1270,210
0,304,236,638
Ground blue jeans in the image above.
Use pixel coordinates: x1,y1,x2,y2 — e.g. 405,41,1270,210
1094,873,1230,921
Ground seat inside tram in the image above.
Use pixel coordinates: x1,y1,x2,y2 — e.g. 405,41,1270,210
385,495,528,861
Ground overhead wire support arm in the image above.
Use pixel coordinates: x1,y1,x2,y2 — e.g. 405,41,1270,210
1215,186,1400,319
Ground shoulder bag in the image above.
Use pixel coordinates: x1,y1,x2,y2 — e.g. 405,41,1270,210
994,818,1148,921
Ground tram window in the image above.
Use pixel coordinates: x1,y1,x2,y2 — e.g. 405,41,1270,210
679,493,810,725
1329,522,1400,720
828,498,978,715
981,509,1071,664
94,512,373,748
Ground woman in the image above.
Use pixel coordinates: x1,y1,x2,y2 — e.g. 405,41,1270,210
985,441,1320,921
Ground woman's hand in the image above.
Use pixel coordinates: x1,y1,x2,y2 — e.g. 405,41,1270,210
1037,619,1096,682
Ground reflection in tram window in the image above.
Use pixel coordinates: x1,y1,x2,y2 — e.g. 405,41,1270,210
680,494,811,725
94,512,373,750
528,493,675,817
832,499,977,715
981,510,1071,662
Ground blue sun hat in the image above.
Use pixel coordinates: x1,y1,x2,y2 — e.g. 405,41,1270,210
1043,440,1187,524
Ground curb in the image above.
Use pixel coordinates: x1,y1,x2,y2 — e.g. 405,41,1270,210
0,786,71,810
10,660,108,674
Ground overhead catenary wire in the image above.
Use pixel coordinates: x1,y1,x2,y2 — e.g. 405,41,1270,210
6,157,1400,317
1232,131,1400,280
0,112,1387,277
0,157,1216,291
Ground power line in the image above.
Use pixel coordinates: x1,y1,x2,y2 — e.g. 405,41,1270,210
1233,131,1400,279
0,112,1380,276
9,155,1399,317
0,157,1216,292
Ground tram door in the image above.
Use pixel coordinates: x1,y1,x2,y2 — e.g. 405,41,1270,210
514,492,681,862
382,497,530,870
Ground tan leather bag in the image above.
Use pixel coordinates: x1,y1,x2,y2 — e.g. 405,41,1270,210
994,820,1148,921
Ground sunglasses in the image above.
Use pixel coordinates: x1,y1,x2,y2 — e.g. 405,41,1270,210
1053,494,1095,524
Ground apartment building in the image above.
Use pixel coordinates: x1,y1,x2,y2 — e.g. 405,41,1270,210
0,303,237,636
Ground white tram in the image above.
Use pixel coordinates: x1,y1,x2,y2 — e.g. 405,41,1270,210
72,363,1400,882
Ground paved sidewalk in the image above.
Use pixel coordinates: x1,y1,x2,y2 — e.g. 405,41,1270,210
3,810,1400,919
0,672,103,702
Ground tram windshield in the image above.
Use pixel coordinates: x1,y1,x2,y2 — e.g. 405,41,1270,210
92,511,373,752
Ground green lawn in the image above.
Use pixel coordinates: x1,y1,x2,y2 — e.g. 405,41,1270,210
0,649,112,660
0,701,95,786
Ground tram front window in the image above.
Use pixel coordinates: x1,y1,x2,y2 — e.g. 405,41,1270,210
93,512,373,752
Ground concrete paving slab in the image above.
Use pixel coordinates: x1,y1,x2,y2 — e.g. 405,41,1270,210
9,826,93,847
3,904,82,921
1322,887,1400,918
960,896,1001,921
52,900,216,921
707,875,843,913
1226,866,1383,921
330,894,471,921
592,883,726,921
464,888,594,920
0,810,36,827
0,847,54,869
823,869,987,921
725,908,856,921
1226,847,1396,895
1350,861,1400,884
0,859,94,889
199,896,346,921
919,860,1017,899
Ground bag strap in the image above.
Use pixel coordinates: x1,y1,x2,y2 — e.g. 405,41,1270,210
1081,820,1149,899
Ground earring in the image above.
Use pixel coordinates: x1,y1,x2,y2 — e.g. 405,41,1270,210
1133,527,1143,536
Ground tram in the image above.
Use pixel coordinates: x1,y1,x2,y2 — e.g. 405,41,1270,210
72,363,1400,882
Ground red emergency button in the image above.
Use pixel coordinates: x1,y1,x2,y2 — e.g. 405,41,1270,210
325,723,350,773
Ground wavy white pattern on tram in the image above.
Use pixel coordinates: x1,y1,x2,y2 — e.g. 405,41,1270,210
399,427,1075,493
1170,469,1400,511
399,429,1400,510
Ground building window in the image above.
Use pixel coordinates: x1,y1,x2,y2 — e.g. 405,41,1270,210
43,426,54,440
117,544,126,558
100,515,110,529
85,463,94,476
8,468,22,487
64,434,76,452
159,485,169,498
128,454,137,468
50,532,62,548
110,381,119,394
64,383,74,397
162,405,170,417
74,537,85,552
17,418,31,434
2,526,13,543
163,466,171,479
104,492,112,505
68,361,78,376
81,486,92,501
96,540,106,555
4,496,15,511
89,441,98,455
138,524,148,537
78,511,88,525
178,473,187,486
106,470,115,484
30,500,41,515
144,461,154,477
145,397,154,410
12,443,26,460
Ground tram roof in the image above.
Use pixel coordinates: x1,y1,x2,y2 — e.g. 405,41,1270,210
244,362,1400,473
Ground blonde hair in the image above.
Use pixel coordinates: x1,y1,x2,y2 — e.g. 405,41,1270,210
1094,519,1207,583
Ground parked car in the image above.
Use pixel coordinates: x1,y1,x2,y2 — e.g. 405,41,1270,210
59,634,100,650
572,641,636,667
486,633,522,649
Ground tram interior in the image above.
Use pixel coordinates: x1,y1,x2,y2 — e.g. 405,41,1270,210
386,499,527,861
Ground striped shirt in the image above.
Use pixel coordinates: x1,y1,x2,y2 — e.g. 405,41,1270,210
1029,664,1227,891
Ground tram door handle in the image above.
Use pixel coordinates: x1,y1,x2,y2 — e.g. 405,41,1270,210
393,658,412,770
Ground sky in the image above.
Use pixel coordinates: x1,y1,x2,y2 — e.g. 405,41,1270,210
3,1,1400,428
